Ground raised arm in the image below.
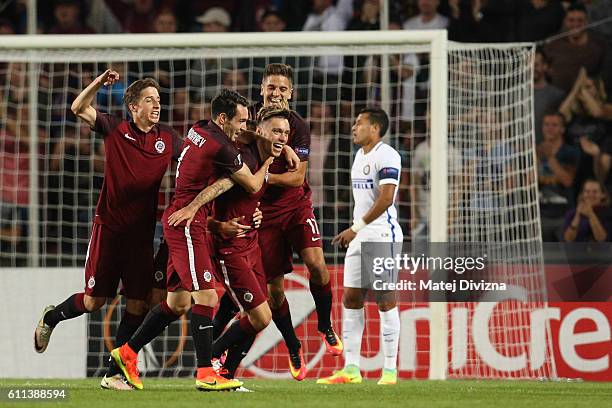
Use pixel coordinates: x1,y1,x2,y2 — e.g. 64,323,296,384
70,69,119,128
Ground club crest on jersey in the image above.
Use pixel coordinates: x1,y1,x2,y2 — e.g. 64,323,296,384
363,164,370,175
88,276,95,289
154,270,164,282
203,271,212,282
244,292,253,303
155,140,166,153
234,154,242,166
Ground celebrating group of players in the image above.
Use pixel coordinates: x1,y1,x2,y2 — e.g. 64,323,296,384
33,62,404,391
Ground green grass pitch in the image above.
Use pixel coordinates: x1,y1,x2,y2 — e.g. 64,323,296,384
1,378,611,408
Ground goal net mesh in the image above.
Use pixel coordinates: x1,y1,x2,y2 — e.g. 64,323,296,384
0,36,553,379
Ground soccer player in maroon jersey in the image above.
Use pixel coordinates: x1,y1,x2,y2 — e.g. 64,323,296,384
111,89,271,391
209,105,291,383
254,63,342,379
33,69,181,390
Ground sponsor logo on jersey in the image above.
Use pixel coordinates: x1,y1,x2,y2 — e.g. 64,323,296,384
187,128,207,147
363,164,370,175
352,178,374,189
155,140,166,153
154,270,164,282
244,292,253,303
123,133,136,141
234,154,242,167
203,271,212,282
88,276,96,289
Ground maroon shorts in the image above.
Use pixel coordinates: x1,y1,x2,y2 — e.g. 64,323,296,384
258,205,322,282
84,222,154,301
163,219,216,293
214,244,267,311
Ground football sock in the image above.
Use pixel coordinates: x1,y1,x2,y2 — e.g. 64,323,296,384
115,311,146,347
309,280,332,332
191,304,214,368
44,293,87,327
212,316,257,358
343,306,365,368
379,307,400,370
213,292,239,340
272,298,301,352
127,301,180,353
222,335,256,379
107,311,146,376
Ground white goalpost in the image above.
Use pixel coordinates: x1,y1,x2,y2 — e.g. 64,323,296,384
0,30,553,380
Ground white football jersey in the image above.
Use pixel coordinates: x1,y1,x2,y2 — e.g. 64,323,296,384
351,141,402,239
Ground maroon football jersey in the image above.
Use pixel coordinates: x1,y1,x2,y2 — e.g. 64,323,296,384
92,110,180,232
167,120,243,225
213,141,266,252
250,103,312,217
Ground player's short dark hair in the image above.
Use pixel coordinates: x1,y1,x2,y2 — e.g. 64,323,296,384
124,77,160,111
360,107,389,137
263,63,293,85
257,105,290,123
211,88,249,119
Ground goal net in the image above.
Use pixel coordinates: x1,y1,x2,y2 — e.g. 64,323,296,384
0,31,553,380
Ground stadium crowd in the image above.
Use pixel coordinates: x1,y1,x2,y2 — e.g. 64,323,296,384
1,0,612,266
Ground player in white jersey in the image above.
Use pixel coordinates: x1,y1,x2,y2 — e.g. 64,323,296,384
318,108,403,386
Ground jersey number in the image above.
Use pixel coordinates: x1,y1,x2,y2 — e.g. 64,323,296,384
176,145,190,179
306,218,320,236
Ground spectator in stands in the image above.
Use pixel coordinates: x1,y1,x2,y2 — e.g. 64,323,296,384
222,69,249,95
563,178,612,242
0,104,47,265
560,70,612,137
342,0,380,106
302,0,347,79
474,0,517,42
48,0,95,35
117,0,157,33
189,7,238,99
447,0,483,42
410,113,462,241
543,3,607,92
188,97,211,124
196,7,231,33
403,0,449,31
86,0,123,34
48,124,104,259
259,7,286,32
579,135,612,193
516,0,565,42
537,112,580,241
307,101,350,253
559,68,612,189
358,20,418,130
534,49,566,143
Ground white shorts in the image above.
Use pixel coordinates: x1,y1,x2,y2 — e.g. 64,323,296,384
343,226,403,289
